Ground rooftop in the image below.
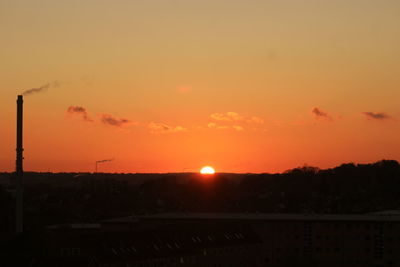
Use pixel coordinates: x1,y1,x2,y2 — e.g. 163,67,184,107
104,212,400,223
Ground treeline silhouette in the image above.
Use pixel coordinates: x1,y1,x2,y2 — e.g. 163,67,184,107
1,160,400,235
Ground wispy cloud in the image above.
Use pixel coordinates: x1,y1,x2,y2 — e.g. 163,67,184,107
22,81,59,96
207,122,217,128
311,107,333,121
101,114,131,127
208,112,265,131
67,106,93,122
211,112,244,122
148,122,186,134
232,125,244,131
362,112,391,121
247,116,265,124
211,112,264,124
207,122,244,131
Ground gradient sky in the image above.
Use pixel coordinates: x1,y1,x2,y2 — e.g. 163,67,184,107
1,0,400,173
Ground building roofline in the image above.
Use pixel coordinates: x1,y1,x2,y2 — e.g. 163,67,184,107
103,212,400,223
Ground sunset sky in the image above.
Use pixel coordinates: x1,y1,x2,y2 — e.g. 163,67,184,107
1,0,399,173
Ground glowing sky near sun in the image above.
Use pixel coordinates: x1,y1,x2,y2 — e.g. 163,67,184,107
0,0,400,173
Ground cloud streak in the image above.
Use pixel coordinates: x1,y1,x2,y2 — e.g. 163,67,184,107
211,112,244,122
101,114,131,127
247,116,265,124
311,107,332,121
210,112,264,124
362,112,391,121
67,106,93,122
208,122,244,131
207,112,265,132
148,122,186,134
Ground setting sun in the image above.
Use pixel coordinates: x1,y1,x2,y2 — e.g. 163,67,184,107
200,166,215,175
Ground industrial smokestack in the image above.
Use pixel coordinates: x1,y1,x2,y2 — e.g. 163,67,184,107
16,95,24,234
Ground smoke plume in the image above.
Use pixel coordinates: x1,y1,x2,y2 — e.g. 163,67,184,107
67,106,92,122
96,159,114,164
22,81,59,96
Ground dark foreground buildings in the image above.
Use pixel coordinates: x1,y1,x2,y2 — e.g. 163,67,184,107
2,213,400,267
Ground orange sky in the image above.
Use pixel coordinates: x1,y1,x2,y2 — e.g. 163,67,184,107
1,0,400,173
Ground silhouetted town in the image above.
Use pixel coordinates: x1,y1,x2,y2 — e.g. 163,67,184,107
1,160,400,266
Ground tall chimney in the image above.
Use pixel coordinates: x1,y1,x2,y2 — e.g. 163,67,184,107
16,95,24,233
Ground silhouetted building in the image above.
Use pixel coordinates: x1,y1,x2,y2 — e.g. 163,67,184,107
2,213,400,266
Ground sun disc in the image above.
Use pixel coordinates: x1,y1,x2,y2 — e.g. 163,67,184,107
200,166,215,174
